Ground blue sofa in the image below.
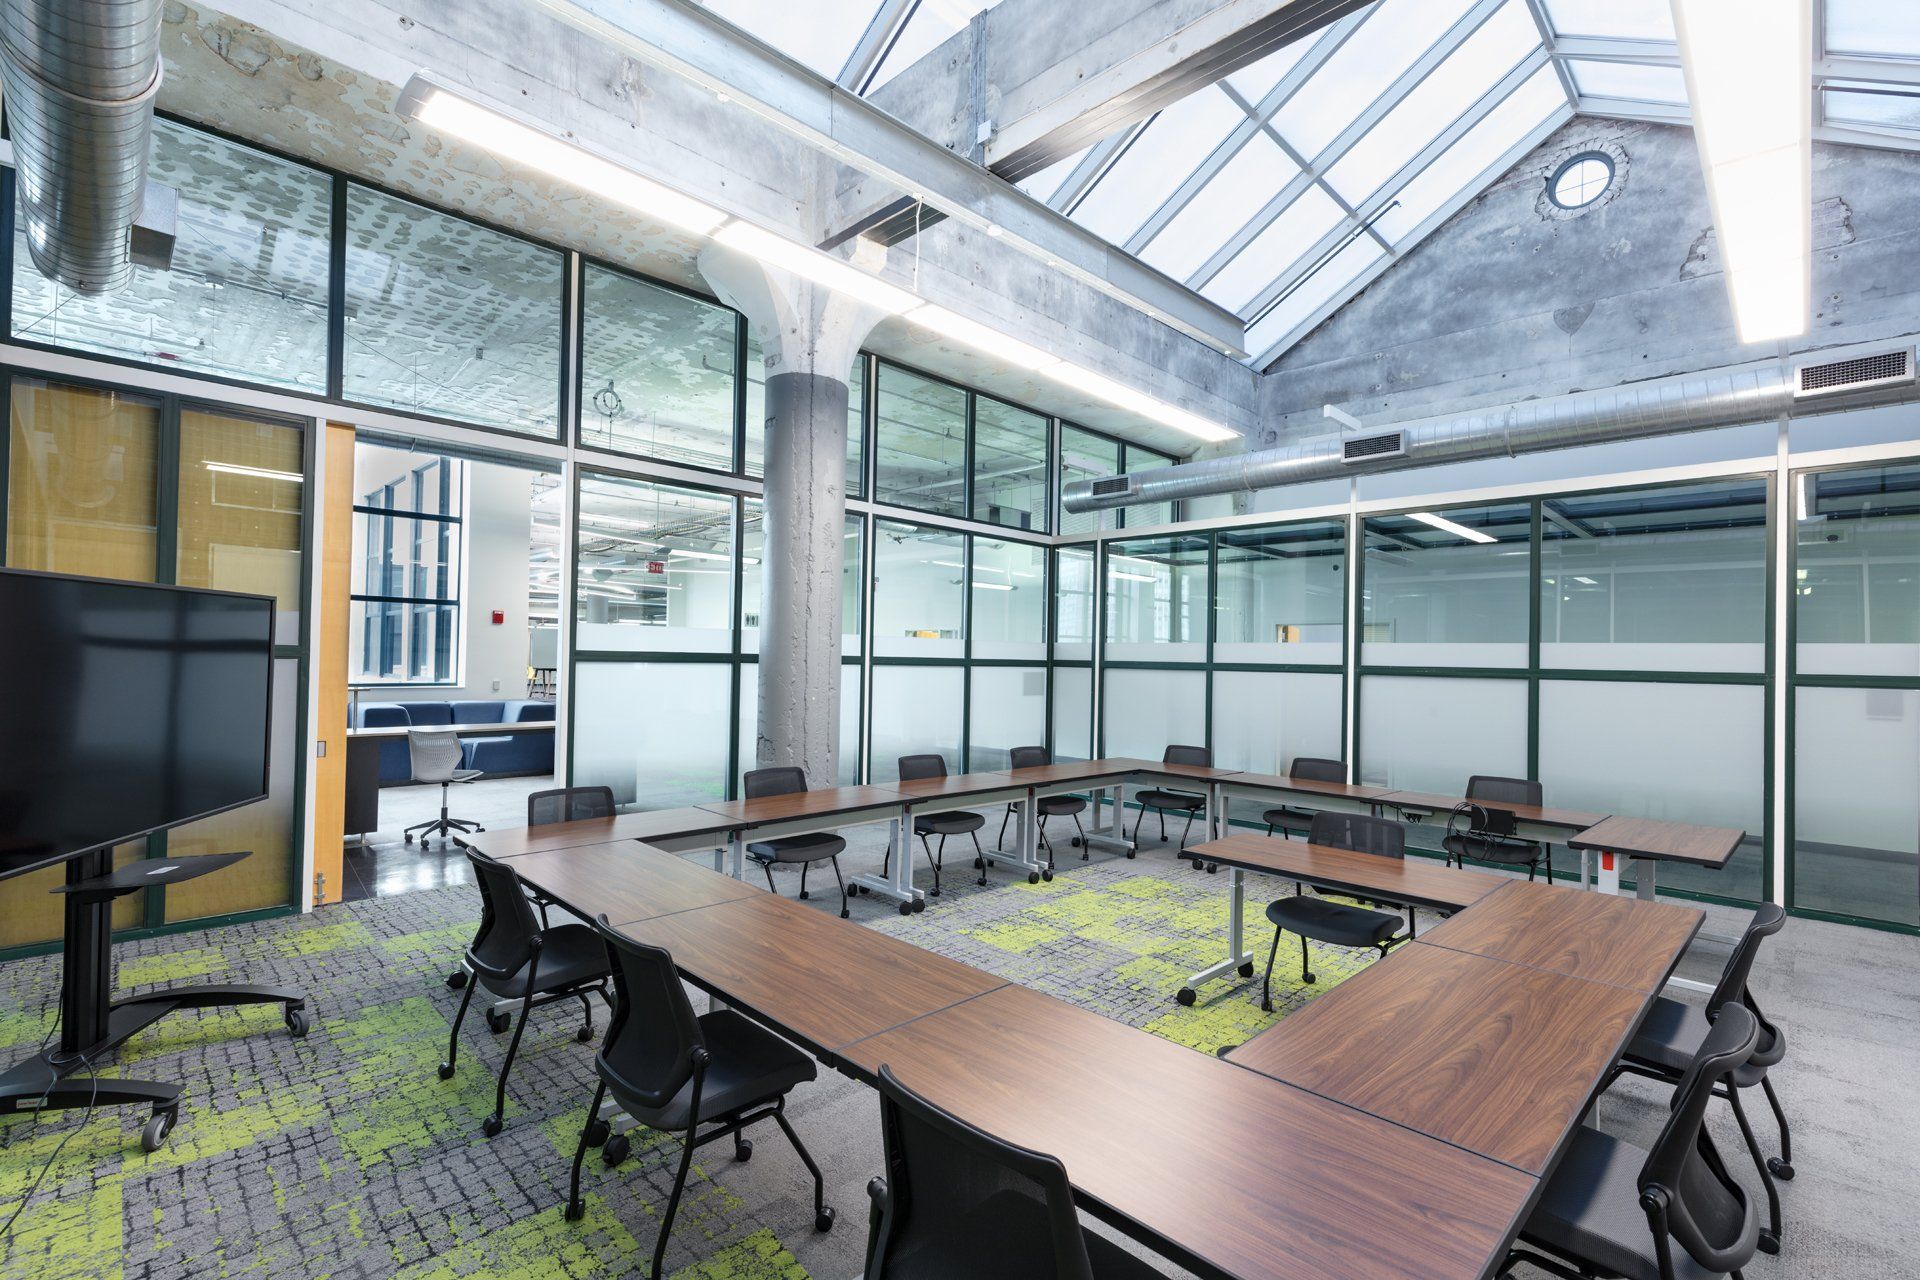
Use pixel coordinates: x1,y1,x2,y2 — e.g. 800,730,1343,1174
352,699,556,784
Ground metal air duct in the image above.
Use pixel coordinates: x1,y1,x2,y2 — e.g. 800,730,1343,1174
1,0,165,294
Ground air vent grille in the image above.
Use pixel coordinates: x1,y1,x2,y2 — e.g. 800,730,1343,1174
1343,431,1407,463
1090,477,1133,497
1796,349,1913,397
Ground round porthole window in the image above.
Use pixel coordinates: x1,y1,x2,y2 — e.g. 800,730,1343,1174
1549,151,1615,210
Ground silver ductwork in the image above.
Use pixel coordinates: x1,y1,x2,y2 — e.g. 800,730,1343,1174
1063,345,1920,513
1,0,165,294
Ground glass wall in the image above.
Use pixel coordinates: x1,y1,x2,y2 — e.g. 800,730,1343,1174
744,346,867,496
177,408,307,643
1105,534,1209,662
973,397,1049,531
1214,519,1346,665
1059,426,1121,537
7,379,162,581
972,538,1047,659
351,450,464,684
580,267,738,470
575,474,735,653
741,503,863,655
875,365,968,517
1363,502,1531,667
873,520,966,658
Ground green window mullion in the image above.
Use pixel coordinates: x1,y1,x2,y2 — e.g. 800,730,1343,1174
1527,500,1542,782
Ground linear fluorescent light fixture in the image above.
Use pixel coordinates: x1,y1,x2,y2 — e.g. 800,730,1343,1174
1043,362,1238,445
1669,0,1812,344
712,222,920,315
204,461,304,484
669,548,758,564
1407,511,1496,544
903,304,1059,372
397,74,727,235
1110,570,1156,583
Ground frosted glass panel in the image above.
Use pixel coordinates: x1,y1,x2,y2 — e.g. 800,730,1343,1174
574,661,731,808
1363,504,1530,667
1542,0,1673,40
969,666,1049,771
738,664,861,787
1200,186,1344,313
1210,671,1344,776
1214,520,1346,663
742,506,862,657
1540,680,1765,901
1273,0,1478,159
873,521,965,658
575,474,735,653
1102,668,1207,760
1141,135,1299,283
1796,463,1920,677
1540,479,1768,673
1794,686,1919,926
1054,546,1097,660
871,665,963,781
1052,666,1092,762
1567,60,1687,106
972,539,1047,659
1358,675,1526,793
1106,534,1209,662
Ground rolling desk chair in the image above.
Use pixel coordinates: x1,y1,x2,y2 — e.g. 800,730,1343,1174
1261,757,1347,839
566,916,834,1278
441,850,611,1137
403,729,484,846
996,745,1091,872
1611,904,1793,1256
1134,745,1211,853
1441,775,1553,881
895,755,987,895
863,1063,1164,1279
1258,812,1414,1011
742,766,852,919
1502,1006,1762,1280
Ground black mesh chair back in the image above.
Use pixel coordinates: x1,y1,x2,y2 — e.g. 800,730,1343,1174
867,1065,1096,1280
1640,1004,1762,1275
745,766,808,799
1308,811,1405,858
464,850,543,983
1289,757,1345,783
1707,903,1785,1018
591,915,705,1111
1163,744,1210,767
527,786,616,827
897,754,948,782
1006,746,1049,770
1466,774,1543,808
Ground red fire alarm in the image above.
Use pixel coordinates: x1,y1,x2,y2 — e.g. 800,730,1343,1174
491,610,504,625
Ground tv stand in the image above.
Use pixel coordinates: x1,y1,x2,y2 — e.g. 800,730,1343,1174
0,848,308,1151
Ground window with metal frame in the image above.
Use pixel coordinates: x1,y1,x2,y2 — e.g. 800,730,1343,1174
351,453,465,684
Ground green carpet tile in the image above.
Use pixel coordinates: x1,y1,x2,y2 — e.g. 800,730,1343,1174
0,850,1419,1279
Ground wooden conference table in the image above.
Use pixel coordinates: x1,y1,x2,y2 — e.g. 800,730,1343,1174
487,831,1701,1280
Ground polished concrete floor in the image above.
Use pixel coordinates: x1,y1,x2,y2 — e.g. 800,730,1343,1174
339,774,552,903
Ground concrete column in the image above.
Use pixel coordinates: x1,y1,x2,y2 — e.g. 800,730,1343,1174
698,241,889,785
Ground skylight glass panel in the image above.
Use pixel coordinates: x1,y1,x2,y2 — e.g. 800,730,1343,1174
1325,0,1541,206
868,0,997,91
1541,0,1675,42
1017,146,1091,204
1272,0,1478,160
1824,83,1920,133
1225,38,1313,105
702,0,877,80
1140,135,1299,282
1245,234,1384,356
1825,1,1920,59
1567,59,1688,105
1200,185,1345,312
1373,65,1566,244
1069,87,1246,243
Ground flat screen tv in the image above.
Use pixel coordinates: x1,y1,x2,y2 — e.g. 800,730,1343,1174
0,569,275,878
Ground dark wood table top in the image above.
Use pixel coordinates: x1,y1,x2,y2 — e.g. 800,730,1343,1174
1123,759,1246,782
1418,879,1703,993
507,841,759,925
1567,815,1745,868
1228,941,1654,1174
886,771,1020,802
614,892,1007,1060
1185,833,1505,912
842,983,1536,1280
697,784,908,825
463,807,743,859
1003,758,1148,787
1223,773,1394,802
1380,791,1609,831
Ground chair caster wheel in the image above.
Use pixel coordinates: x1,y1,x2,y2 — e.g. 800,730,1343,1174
603,1134,630,1166
404,833,415,845
973,857,986,870
1207,864,1219,874
438,1062,456,1080
840,908,851,919
140,1108,176,1153
576,1024,595,1043
475,826,485,833
1758,1231,1780,1256
1260,999,1274,1014
912,899,927,913
898,902,913,916
1176,987,1197,1007
1027,872,1040,885
482,1115,503,1138
1189,859,1205,872
1303,973,1317,984
447,970,469,990
930,887,942,898
565,1200,586,1222
585,1119,610,1148
1769,1158,1794,1181
734,1138,753,1162
486,1009,512,1034
1041,871,1053,882
1238,961,1255,978
285,1008,310,1038
1071,837,1082,847
815,1206,836,1232
1125,850,1135,859
798,890,810,900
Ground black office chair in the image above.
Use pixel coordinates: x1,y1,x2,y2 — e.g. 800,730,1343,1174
742,766,851,919
1261,757,1346,839
1257,812,1413,1011
566,916,833,1277
863,1064,1164,1279
1501,1005,1762,1280
997,745,1091,874
403,728,484,845
894,755,986,895
439,849,611,1137
1134,745,1210,854
1441,775,1553,882
1611,904,1793,1255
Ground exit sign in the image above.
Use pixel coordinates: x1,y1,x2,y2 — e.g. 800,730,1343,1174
647,560,666,574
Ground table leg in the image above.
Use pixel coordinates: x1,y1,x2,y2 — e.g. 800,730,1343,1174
1579,847,1592,891
1179,867,1253,1005
727,833,745,880
1635,857,1658,902
849,816,928,914
1080,781,1136,857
